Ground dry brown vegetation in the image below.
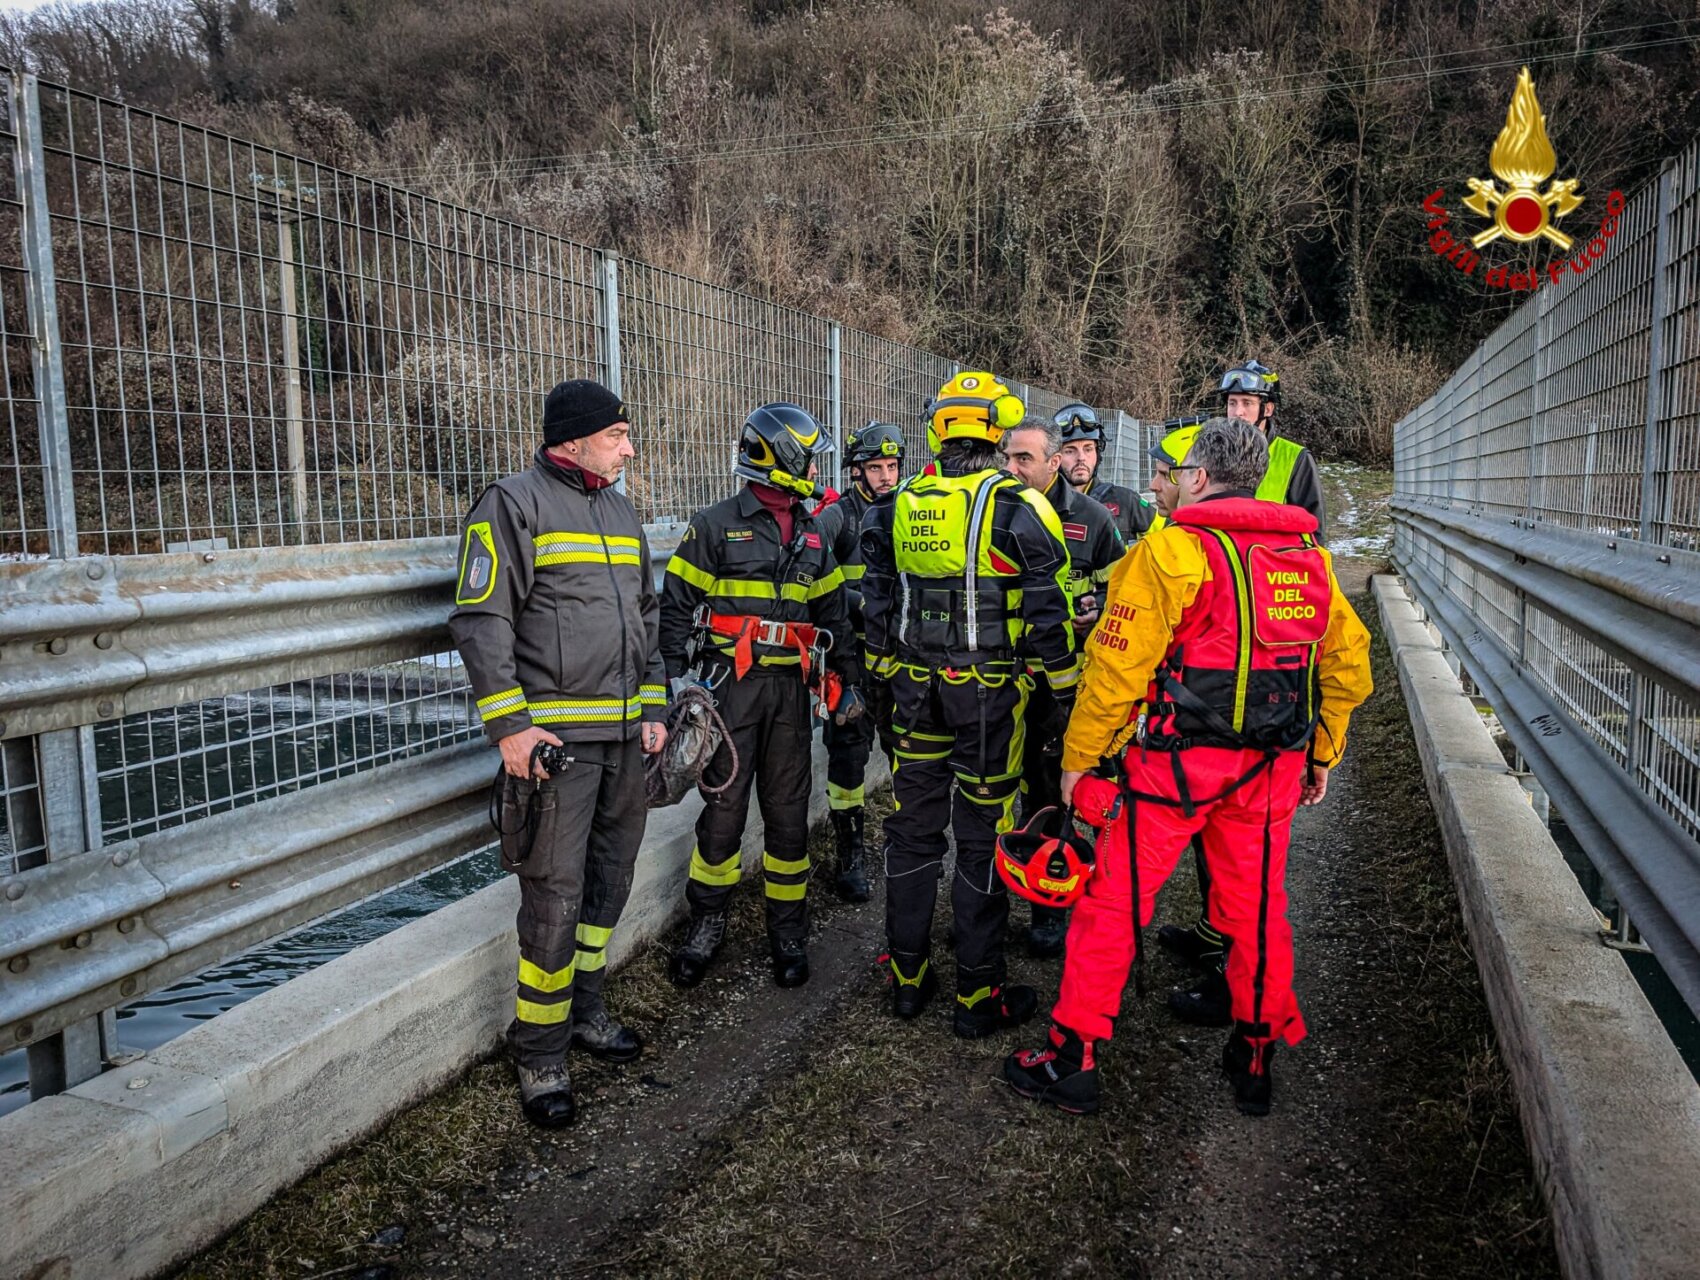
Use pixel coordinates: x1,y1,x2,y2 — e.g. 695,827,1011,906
3,0,1695,476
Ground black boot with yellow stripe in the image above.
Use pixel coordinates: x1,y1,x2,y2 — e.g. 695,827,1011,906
952,970,1039,1039
887,950,937,1019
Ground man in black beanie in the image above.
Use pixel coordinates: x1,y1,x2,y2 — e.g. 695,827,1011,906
450,377,669,1129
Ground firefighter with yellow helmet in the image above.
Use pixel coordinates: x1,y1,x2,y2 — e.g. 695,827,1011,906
859,372,1079,1037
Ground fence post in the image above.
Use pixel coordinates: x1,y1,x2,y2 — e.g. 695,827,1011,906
598,251,624,493
278,216,309,531
1639,162,1675,543
12,71,112,1098
14,73,73,559
827,321,843,470
1528,284,1551,521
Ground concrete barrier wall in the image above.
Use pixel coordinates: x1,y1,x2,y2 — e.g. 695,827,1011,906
1374,575,1700,1280
0,738,886,1280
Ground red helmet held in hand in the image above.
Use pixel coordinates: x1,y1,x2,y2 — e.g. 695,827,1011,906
995,806,1097,908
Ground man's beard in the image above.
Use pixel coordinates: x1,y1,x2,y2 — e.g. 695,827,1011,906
1065,461,1097,488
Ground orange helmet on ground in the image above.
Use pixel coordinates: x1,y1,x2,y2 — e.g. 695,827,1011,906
995,806,1097,908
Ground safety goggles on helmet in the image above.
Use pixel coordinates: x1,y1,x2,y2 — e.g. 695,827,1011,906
994,806,1097,909
1053,402,1104,445
1218,360,1280,404
844,421,906,467
735,402,830,500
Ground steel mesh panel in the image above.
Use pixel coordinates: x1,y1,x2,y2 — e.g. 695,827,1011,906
617,261,832,525
838,326,953,472
1642,681,1700,841
1536,189,1658,536
1523,605,1633,767
91,653,475,844
34,81,599,554
1658,141,1700,554
1475,306,1536,519
0,737,46,876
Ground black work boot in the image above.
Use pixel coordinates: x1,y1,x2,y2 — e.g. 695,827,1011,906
1026,905,1068,959
571,1005,644,1064
830,808,871,903
886,951,937,1019
516,1061,576,1129
1223,1024,1277,1117
1157,918,1226,971
771,936,810,988
1004,1024,1101,1115
669,911,728,988
1167,967,1232,1027
953,980,1039,1039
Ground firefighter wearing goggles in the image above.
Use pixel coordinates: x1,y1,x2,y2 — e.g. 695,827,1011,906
1054,402,1155,544
1005,417,1371,1118
814,421,907,902
860,372,1079,1039
659,403,861,991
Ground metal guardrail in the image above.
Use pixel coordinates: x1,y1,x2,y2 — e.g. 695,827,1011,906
1391,136,1700,1021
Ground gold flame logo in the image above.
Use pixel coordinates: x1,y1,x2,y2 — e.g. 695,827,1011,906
1462,68,1583,249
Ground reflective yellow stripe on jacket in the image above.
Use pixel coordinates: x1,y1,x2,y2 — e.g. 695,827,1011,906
534,531,643,568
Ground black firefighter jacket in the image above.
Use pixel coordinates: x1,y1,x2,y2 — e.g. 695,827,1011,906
449,450,667,744
659,483,859,687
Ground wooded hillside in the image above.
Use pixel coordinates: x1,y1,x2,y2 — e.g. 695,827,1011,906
6,0,1695,461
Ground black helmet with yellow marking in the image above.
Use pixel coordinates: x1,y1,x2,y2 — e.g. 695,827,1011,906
735,402,831,499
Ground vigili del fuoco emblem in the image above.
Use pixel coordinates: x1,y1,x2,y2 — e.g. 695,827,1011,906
1461,67,1582,249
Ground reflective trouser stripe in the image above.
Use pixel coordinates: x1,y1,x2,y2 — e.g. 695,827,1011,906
827,782,865,809
516,996,572,1024
518,957,574,993
764,849,810,901
689,847,742,886
574,921,613,973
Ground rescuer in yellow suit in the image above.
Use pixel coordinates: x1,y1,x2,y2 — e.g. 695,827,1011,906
858,372,1079,1038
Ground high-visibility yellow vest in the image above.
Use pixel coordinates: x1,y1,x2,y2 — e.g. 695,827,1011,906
889,469,1063,659
1256,436,1306,504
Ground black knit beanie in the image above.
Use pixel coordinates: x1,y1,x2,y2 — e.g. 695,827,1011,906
543,379,627,444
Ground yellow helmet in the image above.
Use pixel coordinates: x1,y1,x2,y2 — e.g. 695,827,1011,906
926,371,1025,453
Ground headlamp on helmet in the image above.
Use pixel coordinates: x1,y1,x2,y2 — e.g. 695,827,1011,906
995,806,1097,909
844,421,907,468
926,371,1024,453
735,402,831,500
1218,359,1281,405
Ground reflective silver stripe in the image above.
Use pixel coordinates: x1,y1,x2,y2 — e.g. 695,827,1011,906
963,474,1002,653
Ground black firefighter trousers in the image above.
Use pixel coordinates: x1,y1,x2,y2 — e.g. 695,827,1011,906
498,736,645,1069
883,664,1029,999
686,670,815,941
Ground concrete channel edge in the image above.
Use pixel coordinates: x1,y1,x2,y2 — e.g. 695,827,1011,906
0,739,886,1280
1373,573,1700,1280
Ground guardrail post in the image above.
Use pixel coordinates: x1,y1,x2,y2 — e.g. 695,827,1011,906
598,251,624,493
12,71,112,1098
827,321,843,465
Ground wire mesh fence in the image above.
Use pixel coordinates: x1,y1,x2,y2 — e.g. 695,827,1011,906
1391,136,1700,965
